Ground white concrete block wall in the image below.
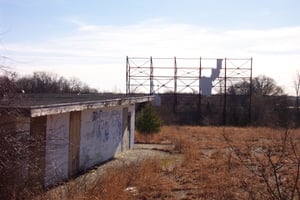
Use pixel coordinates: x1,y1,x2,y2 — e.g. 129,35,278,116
6,102,142,187
45,113,70,186
128,105,135,148
80,108,123,171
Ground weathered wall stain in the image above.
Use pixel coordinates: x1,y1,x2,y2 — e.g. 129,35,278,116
80,108,123,170
91,110,121,143
112,110,122,141
45,113,69,186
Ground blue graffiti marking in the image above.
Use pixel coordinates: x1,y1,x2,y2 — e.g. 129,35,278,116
103,121,109,142
117,120,122,140
92,111,101,121
96,124,101,139
92,111,104,140
111,110,122,140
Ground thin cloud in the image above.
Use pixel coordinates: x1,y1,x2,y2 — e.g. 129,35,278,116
3,20,300,93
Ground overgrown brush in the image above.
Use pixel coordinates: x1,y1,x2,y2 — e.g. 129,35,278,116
17,126,300,199
72,158,176,200
79,127,300,199
224,129,300,199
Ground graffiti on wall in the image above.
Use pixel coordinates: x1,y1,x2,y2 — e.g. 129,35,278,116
80,109,124,170
111,110,122,141
91,109,122,143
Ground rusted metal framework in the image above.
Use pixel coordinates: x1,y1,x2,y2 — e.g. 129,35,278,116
126,56,253,124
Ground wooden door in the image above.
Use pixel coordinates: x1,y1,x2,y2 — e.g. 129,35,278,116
69,111,81,178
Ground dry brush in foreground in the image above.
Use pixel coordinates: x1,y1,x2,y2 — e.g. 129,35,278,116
10,126,300,199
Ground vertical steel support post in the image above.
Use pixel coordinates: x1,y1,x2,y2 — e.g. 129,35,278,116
174,56,177,94
223,58,227,125
198,57,202,121
126,56,130,95
249,57,253,123
174,56,178,113
150,56,154,95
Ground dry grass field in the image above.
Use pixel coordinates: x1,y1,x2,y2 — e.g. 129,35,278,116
51,126,300,200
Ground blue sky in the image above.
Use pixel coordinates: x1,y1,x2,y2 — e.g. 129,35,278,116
0,0,300,93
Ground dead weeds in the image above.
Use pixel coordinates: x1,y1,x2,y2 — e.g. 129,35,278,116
46,126,300,199
134,126,300,199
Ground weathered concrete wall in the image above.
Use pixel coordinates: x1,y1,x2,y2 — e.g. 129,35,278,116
80,108,123,171
122,107,129,151
45,113,70,186
7,104,137,186
128,105,135,149
1,98,142,189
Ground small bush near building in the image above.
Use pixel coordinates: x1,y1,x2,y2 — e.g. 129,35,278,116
136,103,161,137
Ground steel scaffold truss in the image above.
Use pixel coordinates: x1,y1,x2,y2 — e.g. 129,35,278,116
126,56,253,125
126,56,252,95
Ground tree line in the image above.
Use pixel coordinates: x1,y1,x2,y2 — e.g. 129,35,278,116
1,68,299,127
220,75,297,127
0,71,97,97
155,74,300,127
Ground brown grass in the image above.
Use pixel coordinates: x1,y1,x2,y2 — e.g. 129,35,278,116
134,126,300,199
66,159,177,200
46,126,300,199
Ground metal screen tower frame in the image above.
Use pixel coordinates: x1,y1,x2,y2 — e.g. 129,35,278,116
126,56,253,124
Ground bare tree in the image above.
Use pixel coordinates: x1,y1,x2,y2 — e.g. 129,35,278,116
294,71,300,126
224,130,300,200
227,75,286,126
15,71,98,94
252,75,284,96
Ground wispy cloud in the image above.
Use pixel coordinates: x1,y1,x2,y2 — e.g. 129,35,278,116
3,19,300,93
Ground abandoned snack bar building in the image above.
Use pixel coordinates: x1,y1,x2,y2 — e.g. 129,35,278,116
0,94,153,187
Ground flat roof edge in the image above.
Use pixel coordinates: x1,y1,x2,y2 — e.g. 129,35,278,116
30,95,154,117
